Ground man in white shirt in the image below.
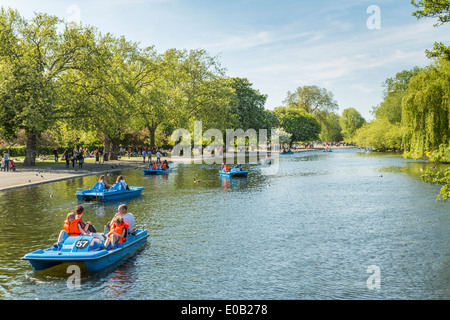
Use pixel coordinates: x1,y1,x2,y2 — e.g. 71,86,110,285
118,203,135,232
156,150,161,164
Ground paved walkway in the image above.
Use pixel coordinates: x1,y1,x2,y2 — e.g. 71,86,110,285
0,157,152,192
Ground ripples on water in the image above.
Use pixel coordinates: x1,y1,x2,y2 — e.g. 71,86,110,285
0,148,448,300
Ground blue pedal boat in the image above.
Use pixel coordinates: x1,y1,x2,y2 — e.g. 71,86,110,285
76,182,144,201
21,228,149,272
143,168,172,175
219,168,249,178
323,149,333,152
280,151,294,155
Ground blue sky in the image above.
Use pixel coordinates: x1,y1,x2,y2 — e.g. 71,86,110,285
1,0,450,121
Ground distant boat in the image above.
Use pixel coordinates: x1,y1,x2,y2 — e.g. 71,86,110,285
280,150,294,155
260,157,274,165
219,168,249,178
143,168,172,175
323,149,332,152
76,182,144,201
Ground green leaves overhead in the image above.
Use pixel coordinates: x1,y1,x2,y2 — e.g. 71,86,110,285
412,0,450,59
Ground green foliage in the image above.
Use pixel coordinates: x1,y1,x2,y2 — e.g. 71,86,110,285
0,146,26,157
372,67,422,124
339,108,365,141
282,85,341,141
401,59,450,158
353,118,403,151
412,0,450,26
425,42,450,60
429,143,450,163
283,85,338,115
272,107,321,142
228,77,268,131
0,8,98,165
412,0,450,59
319,112,343,142
421,168,450,201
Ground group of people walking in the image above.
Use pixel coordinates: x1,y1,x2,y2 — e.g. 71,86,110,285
57,203,135,250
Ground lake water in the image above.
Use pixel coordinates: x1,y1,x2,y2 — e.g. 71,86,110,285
0,148,448,300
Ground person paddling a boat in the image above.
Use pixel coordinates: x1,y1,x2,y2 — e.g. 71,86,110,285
104,216,128,250
116,175,129,190
98,175,112,189
56,212,86,244
106,203,135,234
76,205,96,233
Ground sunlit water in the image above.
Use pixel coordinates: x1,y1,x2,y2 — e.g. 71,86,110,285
0,148,448,300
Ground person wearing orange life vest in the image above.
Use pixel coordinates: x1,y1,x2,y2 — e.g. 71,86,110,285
75,205,96,233
104,216,128,250
56,212,85,243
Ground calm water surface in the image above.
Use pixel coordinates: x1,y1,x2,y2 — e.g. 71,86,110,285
0,148,448,300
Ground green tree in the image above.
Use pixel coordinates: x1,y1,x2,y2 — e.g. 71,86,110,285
339,108,366,141
401,59,450,159
353,118,403,151
272,107,321,143
0,9,97,165
283,85,338,116
412,0,450,59
319,112,343,142
283,85,339,139
372,67,422,124
176,49,234,132
228,77,268,131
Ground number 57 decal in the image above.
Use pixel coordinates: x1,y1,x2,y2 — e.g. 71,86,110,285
75,239,89,249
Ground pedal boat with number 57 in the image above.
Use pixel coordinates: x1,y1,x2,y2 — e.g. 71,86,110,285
21,227,149,272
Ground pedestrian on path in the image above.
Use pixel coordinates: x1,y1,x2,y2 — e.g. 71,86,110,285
3,151,10,172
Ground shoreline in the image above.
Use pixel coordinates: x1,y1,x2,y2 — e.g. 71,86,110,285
0,146,356,192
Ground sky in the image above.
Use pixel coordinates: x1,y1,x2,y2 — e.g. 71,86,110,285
1,0,450,121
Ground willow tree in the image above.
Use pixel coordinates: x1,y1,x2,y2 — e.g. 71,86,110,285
0,8,97,165
401,59,450,159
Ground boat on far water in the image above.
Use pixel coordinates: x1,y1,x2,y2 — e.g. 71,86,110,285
76,182,144,201
219,168,249,178
143,168,172,175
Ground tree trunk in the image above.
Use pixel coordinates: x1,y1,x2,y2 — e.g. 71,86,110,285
104,139,111,161
149,126,156,149
24,132,37,166
104,136,121,160
109,137,120,160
